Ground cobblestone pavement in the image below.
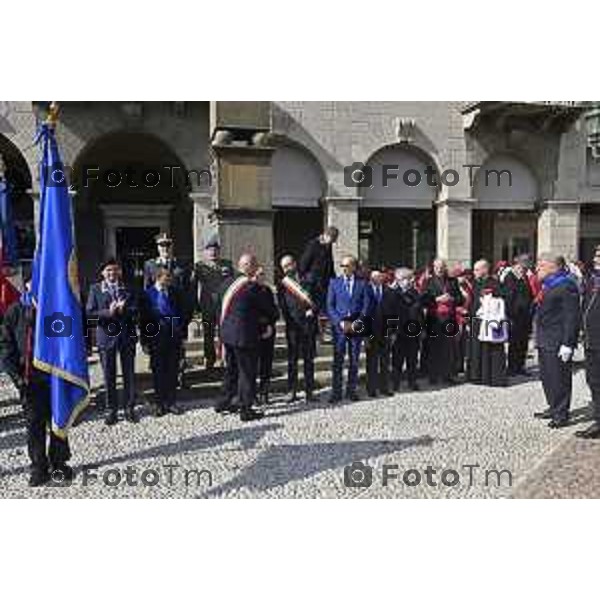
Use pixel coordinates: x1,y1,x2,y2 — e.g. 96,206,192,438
0,360,596,498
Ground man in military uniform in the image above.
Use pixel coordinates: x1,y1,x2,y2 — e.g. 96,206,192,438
143,232,193,386
277,254,318,403
193,238,235,370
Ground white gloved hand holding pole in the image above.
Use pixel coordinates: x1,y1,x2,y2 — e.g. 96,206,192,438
557,345,574,363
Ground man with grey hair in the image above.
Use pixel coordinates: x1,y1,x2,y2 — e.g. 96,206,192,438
391,267,425,391
217,253,279,421
533,253,581,428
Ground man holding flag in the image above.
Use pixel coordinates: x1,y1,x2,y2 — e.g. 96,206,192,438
4,103,89,484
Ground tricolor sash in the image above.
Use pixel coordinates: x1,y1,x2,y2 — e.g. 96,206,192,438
281,275,314,309
220,276,251,324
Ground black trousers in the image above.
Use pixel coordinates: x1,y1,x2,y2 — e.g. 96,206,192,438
286,326,316,393
469,339,506,386
539,348,573,422
392,337,419,389
202,316,217,366
366,337,391,395
99,341,136,412
508,318,531,373
224,344,258,409
585,348,600,423
22,380,71,474
150,334,182,407
426,318,456,382
258,336,275,393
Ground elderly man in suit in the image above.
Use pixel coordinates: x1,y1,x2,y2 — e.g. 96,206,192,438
86,259,138,425
533,253,581,429
217,253,280,422
327,255,371,403
365,269,397,398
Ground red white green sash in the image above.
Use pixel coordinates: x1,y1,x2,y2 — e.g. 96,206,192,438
220,276,251,324
281,275,314,309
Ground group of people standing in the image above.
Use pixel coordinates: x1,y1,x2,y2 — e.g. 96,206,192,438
6,221,600,488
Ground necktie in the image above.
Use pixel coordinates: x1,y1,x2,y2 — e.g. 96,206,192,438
346,278,352,296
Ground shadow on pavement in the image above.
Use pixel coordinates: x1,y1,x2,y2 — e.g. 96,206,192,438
202,435,436,497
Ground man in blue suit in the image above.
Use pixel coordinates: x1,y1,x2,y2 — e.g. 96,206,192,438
86,259,138,425
327,255,371,403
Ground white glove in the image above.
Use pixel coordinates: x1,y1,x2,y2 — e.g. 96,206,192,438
557,345,573,363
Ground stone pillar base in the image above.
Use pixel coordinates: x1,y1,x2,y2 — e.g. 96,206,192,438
436,198,474,267
217,210,274,279
537,201,580,261
325,197,359,267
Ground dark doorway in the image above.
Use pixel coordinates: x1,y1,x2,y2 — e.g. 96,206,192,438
116,227,160,289
358,208,435,269
273,207,324,274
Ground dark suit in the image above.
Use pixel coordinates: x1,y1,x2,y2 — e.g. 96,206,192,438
327,275,370,399
299,236,335,311
392,286,425,389
583,270,600,424
221,277,280,409
277,274,318,396
535,273,581,422
504,271,534,374
140,285,187,409
365,284,397,396
423,275,463,383
0,300,70,475
257,284,279,397
86,281,137,412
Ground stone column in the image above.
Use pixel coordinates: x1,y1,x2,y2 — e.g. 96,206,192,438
190,191,215,264
324,196,359,267
435,198,474,267
213,146,275,279
537,200,580,261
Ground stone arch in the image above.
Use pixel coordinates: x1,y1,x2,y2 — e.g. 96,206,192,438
71,131,194,289
271,140,327,207
473,153,539,209
0,133,35,263
271,138,328,267
359,144,440,208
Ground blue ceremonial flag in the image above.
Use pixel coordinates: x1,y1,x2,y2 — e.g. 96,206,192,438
31,122,89,438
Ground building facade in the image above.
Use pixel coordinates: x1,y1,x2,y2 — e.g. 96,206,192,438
1,100,599,288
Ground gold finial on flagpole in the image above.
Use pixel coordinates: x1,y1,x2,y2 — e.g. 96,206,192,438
45,101,60,127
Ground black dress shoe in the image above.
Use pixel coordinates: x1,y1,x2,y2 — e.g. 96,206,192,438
104,411,118,426
348,392,362,402
548,419,570,429
575,423,600,439
29,469,50,487
533,409,553,419
409,382,420,391
124,408,139,423
215,399,237,414
328,394,341,405
240,407,264,422
152,404,167,418
166,404,183,416
305,391,317,403
367,392,378,399
381,390,394,397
